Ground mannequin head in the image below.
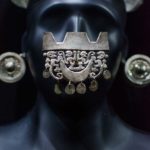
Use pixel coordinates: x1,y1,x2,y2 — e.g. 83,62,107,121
22,0,127,113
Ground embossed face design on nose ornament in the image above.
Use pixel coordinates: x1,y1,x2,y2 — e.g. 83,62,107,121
43,32,111,95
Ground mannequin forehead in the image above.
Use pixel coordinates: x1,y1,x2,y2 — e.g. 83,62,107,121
29,0,112,11
29,0,122,11
28,0,126,28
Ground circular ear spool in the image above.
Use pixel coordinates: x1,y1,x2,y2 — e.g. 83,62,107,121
0,52,26,83
125,54,150,86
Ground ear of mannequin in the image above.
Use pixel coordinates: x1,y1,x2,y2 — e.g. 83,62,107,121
0,0,150,150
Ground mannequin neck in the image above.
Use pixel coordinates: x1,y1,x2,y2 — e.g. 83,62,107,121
37,93,130,150
39,92,107,127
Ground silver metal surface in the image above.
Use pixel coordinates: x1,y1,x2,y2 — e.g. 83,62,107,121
76,82,87,94
89,80,98,92
43,32,110,84
124,0,144,12
43,32,109,51
11,0,29,8
125,54,150,86
43,70,50,79
65,82,76,95
0,52,26,83
54,83,62,95
103,70,112,80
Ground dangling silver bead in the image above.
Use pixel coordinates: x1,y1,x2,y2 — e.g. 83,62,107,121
89,80,99,92
0,52,26,83
125,54,150,86
65,81,76,95
76,82,87,94
54,83,62,95
103,70,112,80
43,69,50,78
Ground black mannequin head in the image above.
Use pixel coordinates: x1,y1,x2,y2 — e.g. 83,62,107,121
22,0,127,114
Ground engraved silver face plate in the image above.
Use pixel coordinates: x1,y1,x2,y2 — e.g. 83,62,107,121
43,32,110,82
125,54,150,86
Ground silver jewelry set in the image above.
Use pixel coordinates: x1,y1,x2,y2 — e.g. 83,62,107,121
0,32,150,95
42,32,111,95
1,0,147,95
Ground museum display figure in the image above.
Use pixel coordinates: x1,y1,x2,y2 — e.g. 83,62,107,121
0,0,150,150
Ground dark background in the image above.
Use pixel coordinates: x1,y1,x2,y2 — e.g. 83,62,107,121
0,0,150,131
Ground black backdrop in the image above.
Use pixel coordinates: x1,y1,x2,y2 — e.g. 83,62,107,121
0,0,150,131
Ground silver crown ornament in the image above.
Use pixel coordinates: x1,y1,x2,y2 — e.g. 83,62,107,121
42,32,111,95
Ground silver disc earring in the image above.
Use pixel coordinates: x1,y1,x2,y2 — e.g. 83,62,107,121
0,52,26,83
125,54,150,86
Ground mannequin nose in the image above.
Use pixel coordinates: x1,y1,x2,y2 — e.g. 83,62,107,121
63,15,98,41
53,15,81,42
69,15,84,32
53,15,94,41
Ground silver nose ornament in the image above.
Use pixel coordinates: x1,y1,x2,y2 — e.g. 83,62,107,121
43,32,111,95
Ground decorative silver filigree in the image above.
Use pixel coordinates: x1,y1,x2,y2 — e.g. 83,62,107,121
43,32,111,94
43,50,109,82
43,32,110,83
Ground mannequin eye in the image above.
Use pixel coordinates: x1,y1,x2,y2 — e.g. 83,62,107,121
40,5,72,28
81,7,117,31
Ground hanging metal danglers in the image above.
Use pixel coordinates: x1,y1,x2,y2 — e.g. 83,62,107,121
42,32,111,95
